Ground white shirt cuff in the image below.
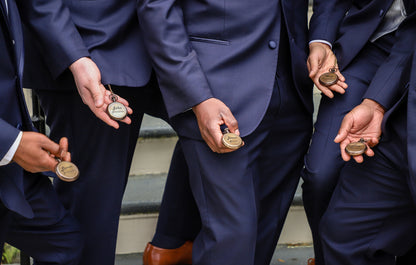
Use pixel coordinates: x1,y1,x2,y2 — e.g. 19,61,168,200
309,40,333,49
0,131,22,166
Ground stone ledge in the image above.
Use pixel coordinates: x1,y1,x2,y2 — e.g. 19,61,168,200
138,115,176,139
120,192,303,215
138,126,176,139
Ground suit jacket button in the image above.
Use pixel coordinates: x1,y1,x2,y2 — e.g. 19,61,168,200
268,40,277,49
379,9,384,16
16,123,22,130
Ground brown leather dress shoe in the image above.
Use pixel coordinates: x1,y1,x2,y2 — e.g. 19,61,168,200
307,257,315,265
143,241,193,265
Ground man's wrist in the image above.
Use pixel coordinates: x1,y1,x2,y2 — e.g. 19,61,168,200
362,99,386,114
1,131,22,166
309,40,332,50
69,56,91,73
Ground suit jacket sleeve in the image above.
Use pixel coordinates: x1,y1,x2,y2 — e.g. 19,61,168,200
137,0,214,118
309,0,352,44
363,50,413,110
363,13,416,110
0,119,20,161
17,0,90,79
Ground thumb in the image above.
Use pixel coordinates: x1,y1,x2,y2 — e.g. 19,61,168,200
223,110,240,136
41,135,61,158
38,136,62,171
92,84,106,108
307,53,320,78
308,61,318,78
334,116,353,143
58,137,71,161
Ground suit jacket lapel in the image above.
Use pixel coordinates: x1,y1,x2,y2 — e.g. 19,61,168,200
0,0,7,20
0,0,10,37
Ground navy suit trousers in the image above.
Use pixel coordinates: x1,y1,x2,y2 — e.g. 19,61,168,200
151,142,201,248
179,78,312,265
5,174,82,265
34,78,169,265
321,141,416,264
301,39,393,265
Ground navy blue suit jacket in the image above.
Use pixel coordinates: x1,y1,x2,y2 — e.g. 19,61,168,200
360,12,416,196
138,0,313,139
0,0,36,219
18,0,152,90
309,0,397,70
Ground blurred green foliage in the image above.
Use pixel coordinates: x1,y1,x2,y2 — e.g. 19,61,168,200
1,244,19,264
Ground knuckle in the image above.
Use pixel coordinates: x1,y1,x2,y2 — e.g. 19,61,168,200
229,120,238,128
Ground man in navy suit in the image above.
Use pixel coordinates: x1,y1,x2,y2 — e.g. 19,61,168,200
137,0,314,264
143,143,200,265
16,0,186,264
303,1,415,263
0,0,82,264
317,9,416,265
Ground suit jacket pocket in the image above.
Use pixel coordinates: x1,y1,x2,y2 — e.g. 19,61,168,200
189,36,230,46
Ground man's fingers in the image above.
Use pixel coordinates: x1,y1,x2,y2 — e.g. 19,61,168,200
119,116,132,125
222,111,239,135
364,147,375,157
352,155,364,163
327,83,346,95
96,110,120,129
87,96,133,128
58,137,73,162
315,74,347,97
202,124,240,153
42,149,61,172
338,71,346,82
40,135,61,157
339,140,373,163
116,96,130,108
317,85,334,98
59,137,68,152
62,151,72,163
124,106,133,115
200,125,221,153
58,137,69,159
103,90,133,115
341,152,352,162
367,137,380,148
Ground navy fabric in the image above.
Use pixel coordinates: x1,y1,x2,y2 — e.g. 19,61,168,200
35,82,169,265
138,0,313,139
320,11,416,265
19,0,151,88
151,142,201,249
301,39,393,265
138,0,314,263
304,1,416,264
181,78,311,265
0,1,82,263
7,174,82,265
17,0,179,263
321,147,416,265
